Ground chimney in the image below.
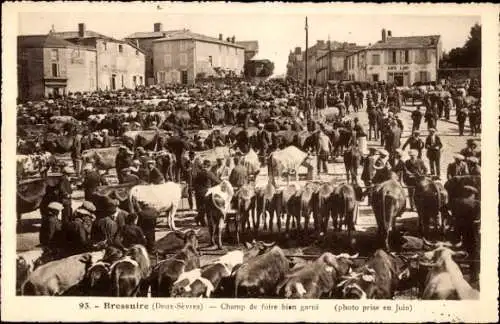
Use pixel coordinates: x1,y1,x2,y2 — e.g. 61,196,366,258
154,23,162,32
231,35,235,43
381,28,386,42
387,30,392,38
226,37,231,42
78,23,85,38
219,33,223,41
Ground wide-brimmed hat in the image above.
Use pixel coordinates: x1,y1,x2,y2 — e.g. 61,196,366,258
429,128,436,132
203,159,212,168
98,196,118,214
80,200,96,213
146,159,156,165
454,154,465,160
468,157,479,164
409,149,418,157
48,201,64,211
412,130,420,135
377,149,389,156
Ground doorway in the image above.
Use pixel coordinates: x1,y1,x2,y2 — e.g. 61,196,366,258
111,74,116,90
181,70,188,85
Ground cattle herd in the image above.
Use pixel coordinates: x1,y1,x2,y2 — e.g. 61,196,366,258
16,77,481,300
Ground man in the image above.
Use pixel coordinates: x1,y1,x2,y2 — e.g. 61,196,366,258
71,133,83,178
372,149,392,184
394,114,404,132
39,202,64,251
316,129,332,175
101,129,111,148
425,128,443,178
236,124,250,154
467,157,481,175
361,148,378,204
146,160,165,184
402,130,425,159
91,198,120,248
456,106,468,136
384,120,401,156
447,154,469,180
404,149,428,211
135,147,149,166
211,158,225,179
120,167,141,186
424,106,438,131
148,121,159,131
63,201,96,255
167,132,191,182
469,105,479,136
183,151,197,210
82,163,105,202
229,156,249,189
193,160,221,226
390,149,406,183
60,166,73,226
460,139,480,160
115,145,133,184
256,123,270,160
411,106,422,132
137,207,159,254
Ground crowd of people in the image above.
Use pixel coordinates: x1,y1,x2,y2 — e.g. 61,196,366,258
19,76,481,259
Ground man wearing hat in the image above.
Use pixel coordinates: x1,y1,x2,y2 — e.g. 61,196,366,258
91,196,127,247
115,145,133,184
166,133,191,182
71,132,83,178
372,149,392,184
467,157,480,176
101,129,111,148
425,128,443,178
424,105,438,131
411,106,423,132
256,123,271,160
460,139,480,160
361,147,378,203
404,149,428,210
390,149,406,183
121,167,141,185
146,159,165,184
447,154,469,180
456,106,468,136
402,130,425,159
193,159,221,226
384,119,401,156
82,163,105,201
63,201,96,255
59,166,73,225
39,202,64,251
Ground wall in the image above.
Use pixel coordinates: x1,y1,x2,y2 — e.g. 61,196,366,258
64,48,97,93
153,39,196,84
18,47,45,100
195,41,244,78
96,39,145,90
133,38,156,85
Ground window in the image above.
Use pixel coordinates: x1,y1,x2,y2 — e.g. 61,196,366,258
404,50,410,64
139,76,143,85
418,49,427,64
121,75,124,87
208,56,213,66
103,42,107,51
164,54,172,67
118,44,123,53
371,54,380,65
180,41,186,51
419,71,428,82
50,49,59,61
133,76,137,86
391,51,397,64
372,74,379,82
51,63,58,77
164,43,170,51
158,71,165,83
180,53,187,66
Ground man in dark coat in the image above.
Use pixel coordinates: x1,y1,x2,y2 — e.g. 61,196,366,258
167,133,191,182
63,201,96,256
60,166,73,226
402,130,425,159
183,151,198,210
39,202,64,250
101,129,111,148
146,160,165,184
256,123,270,158
71,133,83,177
361,147,378,204
425,128,443,178
91,197,126,248
404,149,428,210
411,106,423,132
447,154,469,180
115,146,133,184
384,120,401,156
82,164,105,202
137,207,158,254
456,107,468,136
115,213,147,249
120,167,141,186
193,160,221,226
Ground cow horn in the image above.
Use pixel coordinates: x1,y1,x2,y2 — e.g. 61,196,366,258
452,241,463,249
349,253,359,259
422,238,436,247
262,241,275,247
419,260,437,267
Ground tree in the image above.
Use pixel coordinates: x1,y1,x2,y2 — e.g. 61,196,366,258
244,59,275,78
440,23,481,68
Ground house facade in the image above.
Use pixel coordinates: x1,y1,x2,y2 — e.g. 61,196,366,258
152,31,245,85
316,44,365,85
346,29,442,86
18,34,97,100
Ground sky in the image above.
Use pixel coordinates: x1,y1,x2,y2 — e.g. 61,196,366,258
17,4,481,76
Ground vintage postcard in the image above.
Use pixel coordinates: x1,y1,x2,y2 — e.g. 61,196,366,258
1,1,498,322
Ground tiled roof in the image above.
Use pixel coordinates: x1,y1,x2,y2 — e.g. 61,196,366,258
51,30,145,53
18,34,95,50
125,30,187,39
317,46,366,60
367,35,440,50
153,30,245,49
236,41,259,52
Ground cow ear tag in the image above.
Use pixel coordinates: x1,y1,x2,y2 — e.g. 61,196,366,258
362,274,375,282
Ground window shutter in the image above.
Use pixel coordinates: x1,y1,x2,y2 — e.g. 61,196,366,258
414,72,420,83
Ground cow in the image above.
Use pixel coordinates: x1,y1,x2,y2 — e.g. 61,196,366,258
280,183,302,233
233,243,290,298
255,182,280,233
85,260,112,296
16,249,44,294
107,244,151,297
331,183,364,241
337,249,416,299
298,182,320,233
21,250,105,296
234,184,256,243
419,241,479,300
343,146,362,184
171,251,244,298
81,147,119,172
413,176,449,238
316,182,336,235
149,229,201,297
205,180,235,250
17,152,54,178
128,182,182,231
371,180,407,251
276,252,357,298
268,146,313,185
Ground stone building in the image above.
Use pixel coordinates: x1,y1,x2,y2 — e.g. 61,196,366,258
286,47,305,80
52,23,145,90
236,41,259,62
152,31,245,85
18,33,97,100
346,29,442,86
316,42,365,85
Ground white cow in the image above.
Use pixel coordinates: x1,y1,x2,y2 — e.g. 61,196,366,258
128,182,182,230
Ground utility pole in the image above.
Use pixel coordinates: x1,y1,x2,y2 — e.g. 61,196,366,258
304,16,309,121
327,34,331,84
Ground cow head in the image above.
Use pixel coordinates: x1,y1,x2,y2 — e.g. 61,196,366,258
174,229,202,253
419,243,468,269
337,269,374,299
243,239,276,260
